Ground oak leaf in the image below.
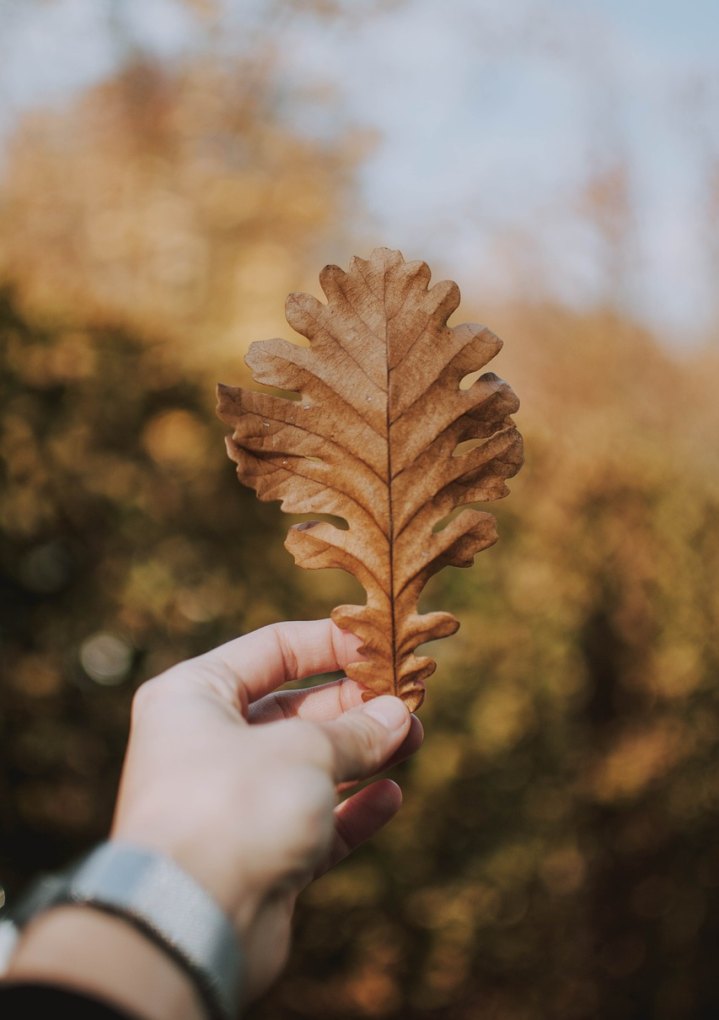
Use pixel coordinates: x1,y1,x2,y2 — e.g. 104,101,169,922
217,248,523,710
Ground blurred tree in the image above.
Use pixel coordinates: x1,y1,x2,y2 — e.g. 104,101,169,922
0,281,322,896
248,306,719,1020
0,16,360,900
0,49,359,367
1,8,719,1018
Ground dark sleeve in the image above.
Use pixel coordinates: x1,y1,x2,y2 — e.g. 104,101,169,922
0,982,144,1019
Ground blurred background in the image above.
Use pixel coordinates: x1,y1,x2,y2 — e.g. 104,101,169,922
1,1,718,1017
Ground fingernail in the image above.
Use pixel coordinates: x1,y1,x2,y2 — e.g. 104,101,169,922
363,696,409,731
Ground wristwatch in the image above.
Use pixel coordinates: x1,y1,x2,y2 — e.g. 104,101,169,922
0,842,243,1020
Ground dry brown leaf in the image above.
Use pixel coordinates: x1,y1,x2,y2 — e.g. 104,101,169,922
217,248,523,710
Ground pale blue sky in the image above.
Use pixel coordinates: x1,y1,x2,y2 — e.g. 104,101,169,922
1,0,718,341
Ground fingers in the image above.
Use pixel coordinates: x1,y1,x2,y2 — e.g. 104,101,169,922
383,712,424,769
314,780,403,878
248,675,365,724
318,696,412,784
251,677,423,785
336,712,424,793
190,620,363,704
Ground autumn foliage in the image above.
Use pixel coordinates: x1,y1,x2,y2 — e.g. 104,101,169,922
218,248,523,709
2,43,719,1020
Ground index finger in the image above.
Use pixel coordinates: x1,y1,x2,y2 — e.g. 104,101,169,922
191,619,363,704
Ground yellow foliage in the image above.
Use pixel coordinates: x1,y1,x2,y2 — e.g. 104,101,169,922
2,34,719,1020
0,57,355,365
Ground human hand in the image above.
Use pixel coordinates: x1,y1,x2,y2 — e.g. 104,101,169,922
110,619,423,1003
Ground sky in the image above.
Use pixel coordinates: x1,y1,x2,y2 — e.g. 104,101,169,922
1,0,718,342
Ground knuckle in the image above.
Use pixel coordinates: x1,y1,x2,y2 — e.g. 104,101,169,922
130,675,169,722
266,622,300,680
348,713,383,765
330,713,385,783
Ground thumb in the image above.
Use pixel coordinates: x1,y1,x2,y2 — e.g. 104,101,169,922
319,696,412,784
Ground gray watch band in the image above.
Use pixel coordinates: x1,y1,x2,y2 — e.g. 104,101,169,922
4,842,243,1020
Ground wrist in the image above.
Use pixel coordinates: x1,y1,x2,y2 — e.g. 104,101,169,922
2,842,244,1020
6,906,206,1020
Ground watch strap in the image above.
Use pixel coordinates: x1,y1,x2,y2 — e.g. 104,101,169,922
4,842,243,1020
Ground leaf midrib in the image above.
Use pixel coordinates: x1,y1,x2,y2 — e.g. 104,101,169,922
383,273,399,698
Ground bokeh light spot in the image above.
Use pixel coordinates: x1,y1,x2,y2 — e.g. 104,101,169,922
142,408,206,473
79,632,133,685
